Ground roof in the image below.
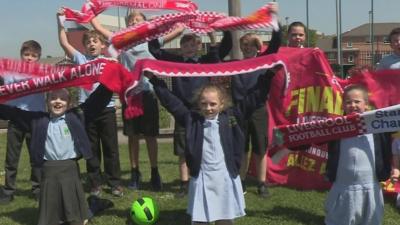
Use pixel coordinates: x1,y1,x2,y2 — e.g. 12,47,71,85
316,36,336,51
342,22,400,37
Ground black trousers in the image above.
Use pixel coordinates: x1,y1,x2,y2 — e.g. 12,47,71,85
3,121,41,195
85,107,121,188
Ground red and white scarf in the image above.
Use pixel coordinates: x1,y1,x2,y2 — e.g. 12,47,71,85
110,3,278,50
273,99,400,148
63,0,198,23
0,54,288,119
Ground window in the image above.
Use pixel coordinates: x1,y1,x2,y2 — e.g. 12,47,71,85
327,53,336,60
347,42,352,48
383,36,390,44
366,52,372,59
348,55,354,63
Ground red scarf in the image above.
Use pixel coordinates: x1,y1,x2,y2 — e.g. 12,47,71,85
111,3,278,50
0,55,287,119
63,0,198,23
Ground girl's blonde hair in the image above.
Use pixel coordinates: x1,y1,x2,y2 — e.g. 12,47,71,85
240,33,263,51
193,83,232,112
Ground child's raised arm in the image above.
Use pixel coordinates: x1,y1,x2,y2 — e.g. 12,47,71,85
57,8,78,59
145,72,190,127
90,17,113,39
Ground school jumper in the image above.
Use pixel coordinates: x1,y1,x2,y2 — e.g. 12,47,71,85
0,85,112,225
149,68,274,222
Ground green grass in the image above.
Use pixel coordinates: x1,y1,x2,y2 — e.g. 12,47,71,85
0,133,400,225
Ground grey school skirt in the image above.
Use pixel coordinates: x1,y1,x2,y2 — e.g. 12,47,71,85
38,159,88,225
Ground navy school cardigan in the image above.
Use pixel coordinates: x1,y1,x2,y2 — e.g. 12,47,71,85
149,71,274,178
0,85,113,167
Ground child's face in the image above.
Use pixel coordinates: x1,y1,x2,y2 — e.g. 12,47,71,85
240,39,259,59
343,89,368,114
21,50,40,63
390,34,400,55
84,37,105,57
47,90,70,117
199,90,223,119
288,26,306,48
181,40,200,58
128,14,145,26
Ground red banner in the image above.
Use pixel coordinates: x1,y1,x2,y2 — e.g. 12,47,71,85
263,47,400,192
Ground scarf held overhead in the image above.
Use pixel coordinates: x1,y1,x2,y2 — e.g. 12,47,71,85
0,58,143,117
110,3,278,50
63,0,198,23
0,54,288,119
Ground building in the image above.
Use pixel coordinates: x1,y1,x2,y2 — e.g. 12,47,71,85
316,22,400,74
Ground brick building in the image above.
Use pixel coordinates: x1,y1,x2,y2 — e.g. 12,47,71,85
317,22,400,74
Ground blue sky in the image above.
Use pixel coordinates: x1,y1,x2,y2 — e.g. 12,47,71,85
1,0,399,58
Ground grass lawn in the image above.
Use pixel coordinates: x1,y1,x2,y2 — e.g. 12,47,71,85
0,133,400,225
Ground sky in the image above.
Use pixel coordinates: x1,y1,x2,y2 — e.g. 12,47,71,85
1,0,399,58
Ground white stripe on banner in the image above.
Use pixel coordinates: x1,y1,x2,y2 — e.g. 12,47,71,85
362,104,400,133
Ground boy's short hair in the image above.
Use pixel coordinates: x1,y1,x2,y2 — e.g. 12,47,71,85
288,21,306,34
389,27,400,41
180,33,201,45
126,10,146,24
343,84,369,103
20,40,42,57
240,33,263,51
82,30,107,46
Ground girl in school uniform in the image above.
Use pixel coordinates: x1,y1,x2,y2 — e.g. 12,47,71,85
0,86,112,225
145,67,276,224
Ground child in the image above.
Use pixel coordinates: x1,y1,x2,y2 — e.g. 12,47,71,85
145,62,276,224
57,9,124,197
0,85,113,225
233,4,281,197
287,21,306,48
324,84,392,225
376,27,400,208
377,27,400,70
0,40,45,204
90,10,184,191
148,29,232,197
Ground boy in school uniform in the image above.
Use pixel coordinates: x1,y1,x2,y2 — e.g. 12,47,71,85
0,40,46,204
57,9,123,197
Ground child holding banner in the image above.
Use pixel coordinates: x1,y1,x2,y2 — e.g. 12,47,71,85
90,10,184,191
144,60,276,224
0,85,113,225
324,84,392,225
57,9,124,197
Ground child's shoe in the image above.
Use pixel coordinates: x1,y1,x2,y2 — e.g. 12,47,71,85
128,168,141,190
90,186,102,197
111,185,124,197
150,167,163,192
257,182,269,198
